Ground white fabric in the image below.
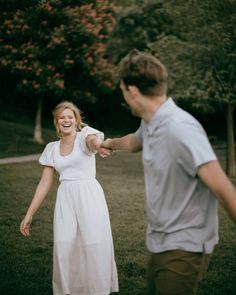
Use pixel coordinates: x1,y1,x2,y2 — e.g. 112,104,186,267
39,126,119,295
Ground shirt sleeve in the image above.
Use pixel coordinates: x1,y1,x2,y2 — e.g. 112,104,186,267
80,126,104,155
170,121,217,177
38,142,56,167
134,125,143,145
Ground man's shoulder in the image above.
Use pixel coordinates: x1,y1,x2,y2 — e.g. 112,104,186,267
166,110,205,142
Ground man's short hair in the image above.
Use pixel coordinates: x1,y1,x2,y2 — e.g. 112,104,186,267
118,49,168,96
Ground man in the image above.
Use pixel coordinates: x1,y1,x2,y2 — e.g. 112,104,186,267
101,49,236,295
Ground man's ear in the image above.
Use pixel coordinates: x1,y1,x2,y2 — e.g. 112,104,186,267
127,85,139,97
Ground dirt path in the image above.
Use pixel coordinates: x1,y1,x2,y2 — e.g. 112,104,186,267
0,154,40,165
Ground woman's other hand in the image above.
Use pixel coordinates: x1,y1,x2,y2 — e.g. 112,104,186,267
20,214,33,237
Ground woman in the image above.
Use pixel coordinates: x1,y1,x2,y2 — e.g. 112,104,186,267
20,101,119,295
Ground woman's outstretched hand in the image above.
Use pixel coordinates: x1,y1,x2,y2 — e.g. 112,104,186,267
98,146,113,158
20,214,33,237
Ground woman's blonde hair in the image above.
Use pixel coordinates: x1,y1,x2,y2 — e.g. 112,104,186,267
52,101,84,137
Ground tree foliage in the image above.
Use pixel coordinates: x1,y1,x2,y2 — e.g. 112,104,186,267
149,0,236,110
0,0,40,12
0,0,118,105
149,0,236,176
106,0,236,176
106,0,175,64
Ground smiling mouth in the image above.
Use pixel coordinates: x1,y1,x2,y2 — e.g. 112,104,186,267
62,124,72,128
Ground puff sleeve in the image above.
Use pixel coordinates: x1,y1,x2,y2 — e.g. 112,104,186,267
79,126,104,155
38,142,56,167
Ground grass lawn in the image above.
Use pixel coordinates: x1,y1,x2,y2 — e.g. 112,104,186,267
0,120,56,158
0,119,236,294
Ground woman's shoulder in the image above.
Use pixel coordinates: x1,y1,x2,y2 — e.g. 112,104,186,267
43,140,58,152
80,125,103,135
45,140,58,147
78,125,104,155
39,140,58,166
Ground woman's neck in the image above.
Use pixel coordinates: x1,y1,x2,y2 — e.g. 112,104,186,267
61,131,77,144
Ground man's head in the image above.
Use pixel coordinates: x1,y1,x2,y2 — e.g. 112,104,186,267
118,49,168,97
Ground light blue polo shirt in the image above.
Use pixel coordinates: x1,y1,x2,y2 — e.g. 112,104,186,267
135,98,218,254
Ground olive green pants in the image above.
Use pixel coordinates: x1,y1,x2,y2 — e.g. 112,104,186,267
147,250,211,295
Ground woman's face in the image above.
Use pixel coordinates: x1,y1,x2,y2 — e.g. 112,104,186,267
57,108,77,136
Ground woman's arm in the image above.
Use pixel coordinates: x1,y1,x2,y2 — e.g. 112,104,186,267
20,166,54,237
86,134,112,157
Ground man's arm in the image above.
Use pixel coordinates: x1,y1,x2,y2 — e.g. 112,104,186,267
198,160,236,222
102,133,142,153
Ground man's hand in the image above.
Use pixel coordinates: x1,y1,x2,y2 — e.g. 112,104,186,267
101,138,113,150
101,135,142,153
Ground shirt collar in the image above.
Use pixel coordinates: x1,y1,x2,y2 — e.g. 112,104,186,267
144,97,176,134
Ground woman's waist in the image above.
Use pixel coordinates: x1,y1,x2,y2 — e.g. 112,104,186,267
59,174,96,182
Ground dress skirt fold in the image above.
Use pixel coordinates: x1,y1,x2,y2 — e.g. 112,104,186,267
53,180,118,295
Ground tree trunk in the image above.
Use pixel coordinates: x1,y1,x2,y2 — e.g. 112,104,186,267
33,97,44,144
226,102,235,178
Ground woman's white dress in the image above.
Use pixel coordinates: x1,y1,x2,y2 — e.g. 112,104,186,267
39,126,119,295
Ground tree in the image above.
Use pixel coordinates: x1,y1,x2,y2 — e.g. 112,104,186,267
0,0,40,12
149,0,236,177
106,0,175,64
0,0,117,143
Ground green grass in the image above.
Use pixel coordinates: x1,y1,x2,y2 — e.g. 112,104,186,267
0,120,57,158
0,120,236,294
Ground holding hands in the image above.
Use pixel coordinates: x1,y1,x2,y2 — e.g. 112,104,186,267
97,145,113,158
86,135,114,158
101,138,113,150
99,139,114,157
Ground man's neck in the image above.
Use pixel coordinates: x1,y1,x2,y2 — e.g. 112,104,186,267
141,95,167,123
